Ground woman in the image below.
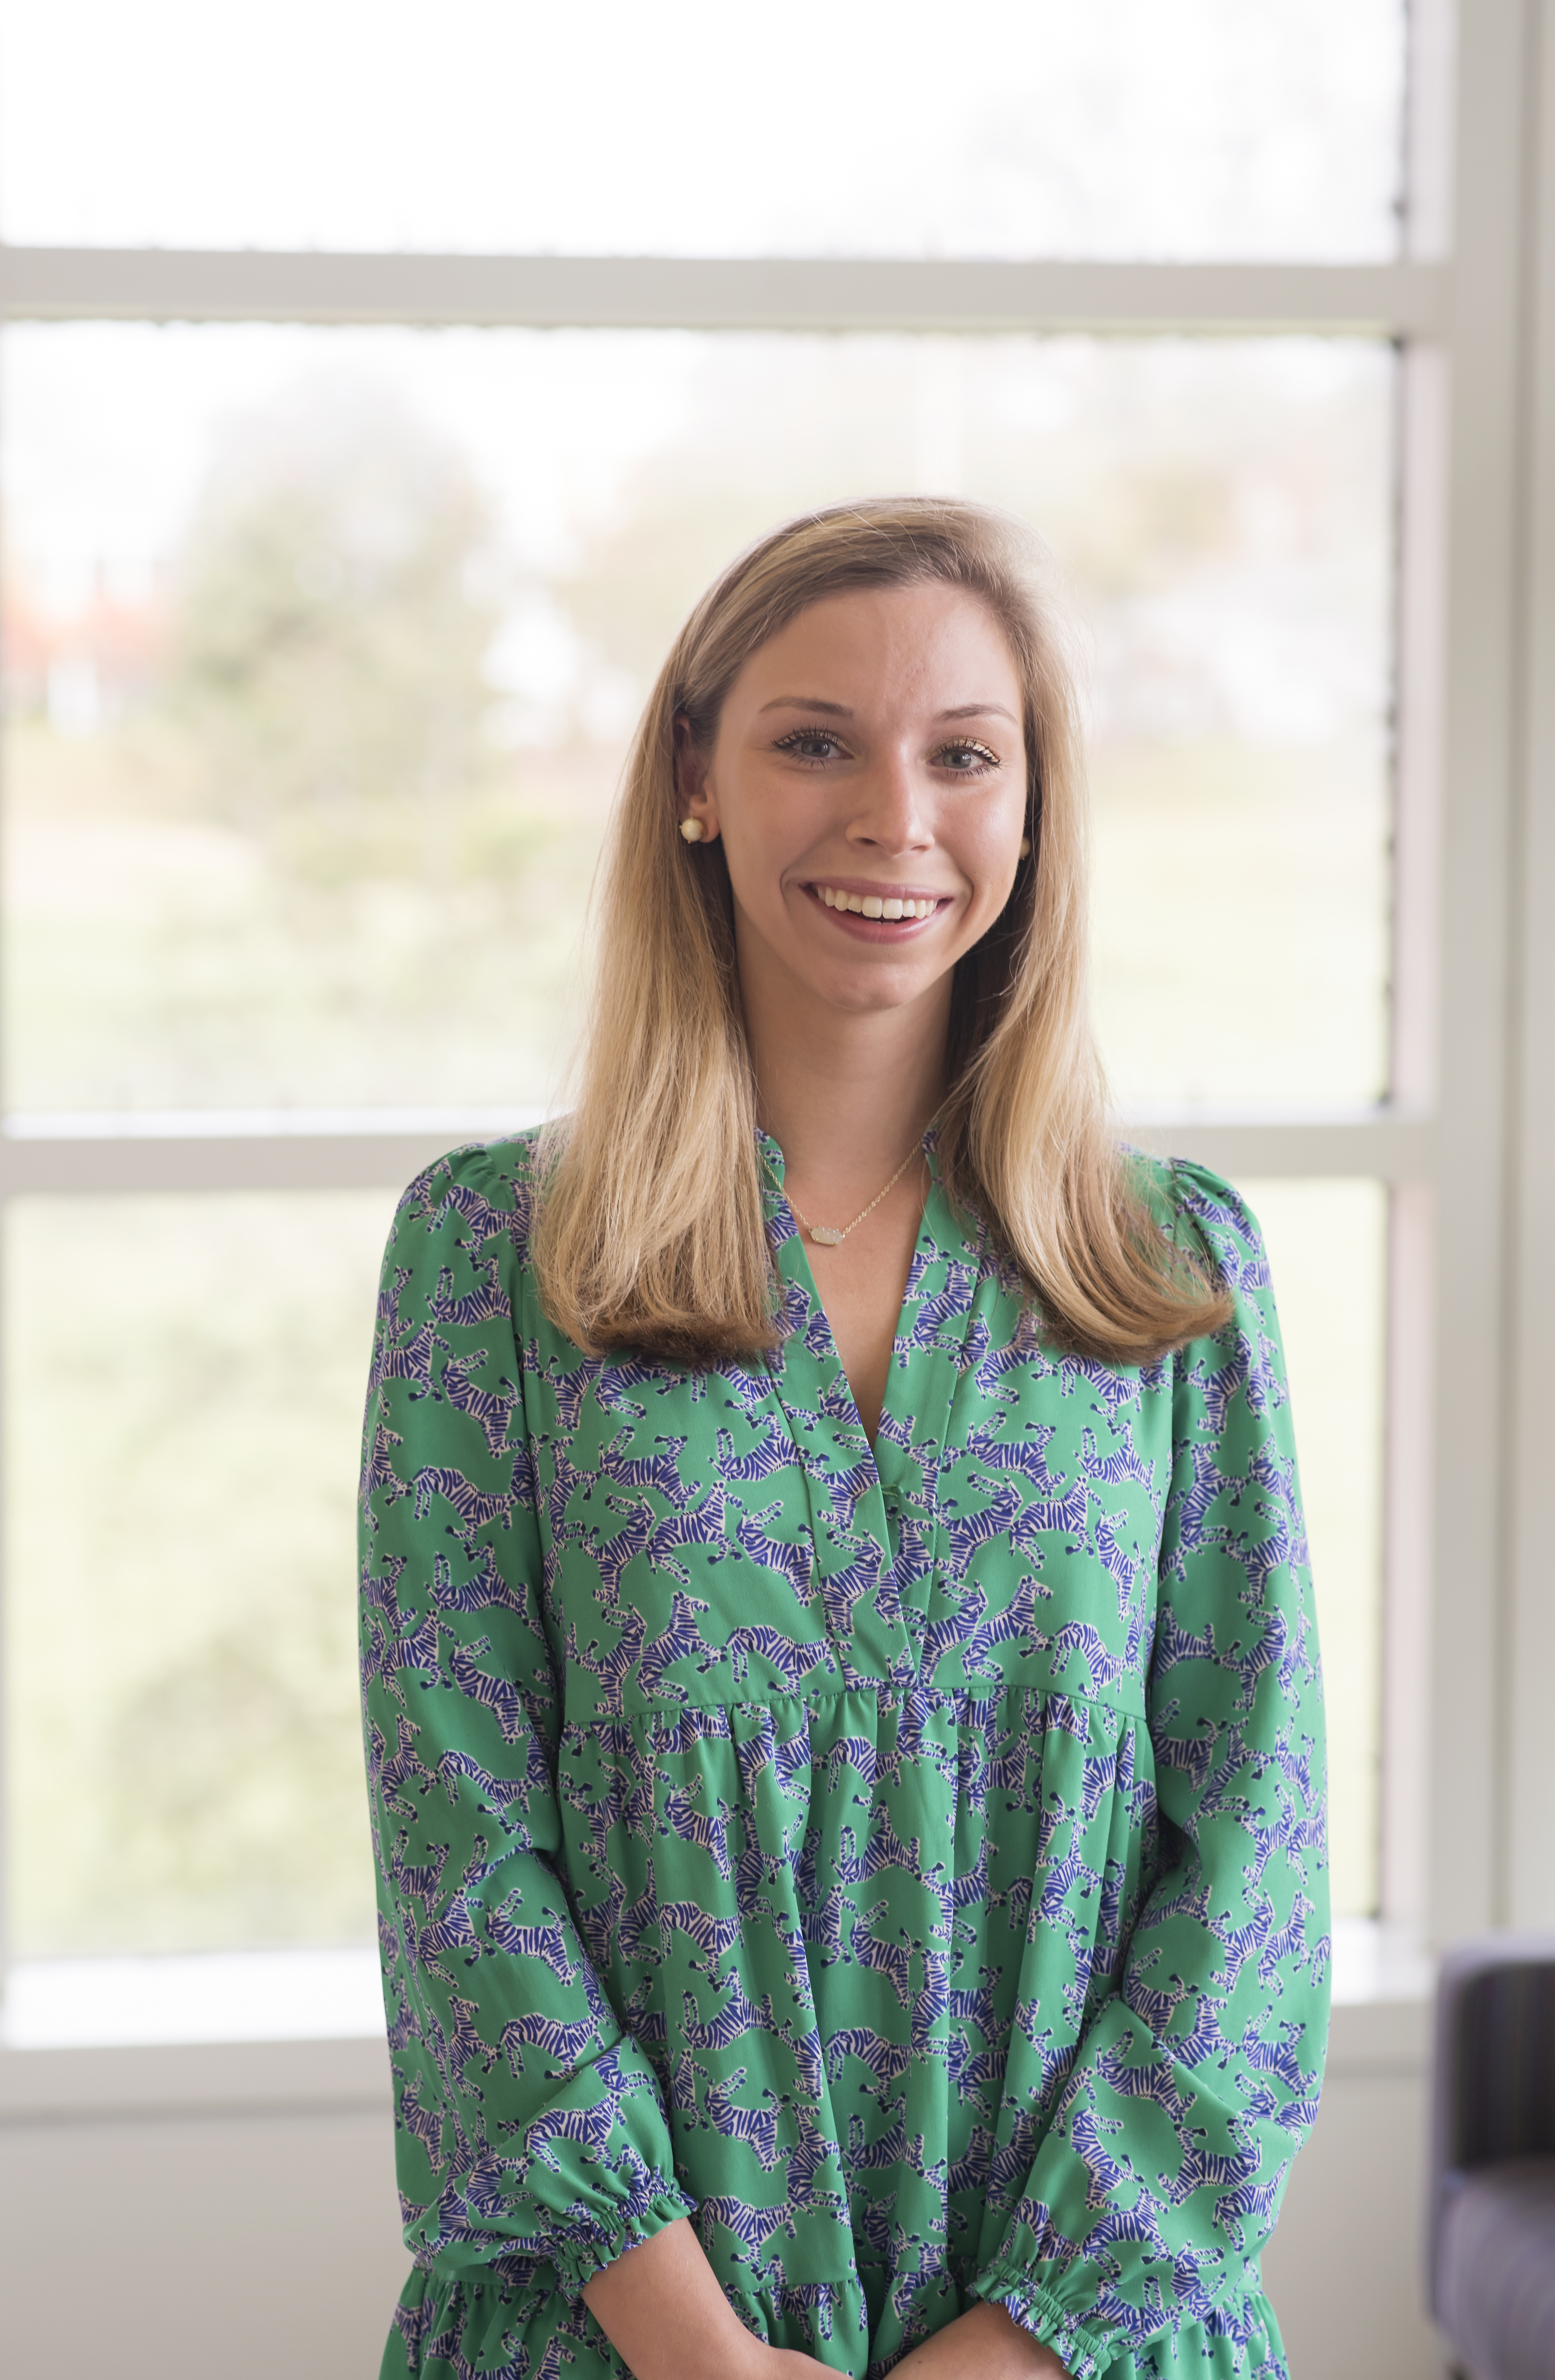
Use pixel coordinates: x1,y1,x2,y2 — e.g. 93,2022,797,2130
360,499,1328,2380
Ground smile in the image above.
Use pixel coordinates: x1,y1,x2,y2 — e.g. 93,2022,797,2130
808,883,944,920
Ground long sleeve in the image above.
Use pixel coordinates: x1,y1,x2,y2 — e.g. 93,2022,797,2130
969,1166,1330,2378
359,1145,695,2303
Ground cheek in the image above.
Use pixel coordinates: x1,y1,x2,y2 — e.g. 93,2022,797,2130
958,802,1025,886
727,781,826,886
716,796,800,925
725,804,793,897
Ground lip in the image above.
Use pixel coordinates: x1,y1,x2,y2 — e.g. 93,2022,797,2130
797,876,956,942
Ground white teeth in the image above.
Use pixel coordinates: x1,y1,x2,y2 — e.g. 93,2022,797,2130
815,885,938,917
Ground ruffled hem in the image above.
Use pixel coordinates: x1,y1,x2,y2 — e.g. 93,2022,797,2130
385,2260,1290,2380
382,2264,625,2380
380,2176,694,2380
380,2259,866,2379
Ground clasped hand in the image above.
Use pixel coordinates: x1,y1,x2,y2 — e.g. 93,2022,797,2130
582,2218,1069,2380
733,2303,1067,2379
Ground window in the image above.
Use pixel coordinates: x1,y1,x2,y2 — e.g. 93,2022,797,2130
0,0,1405,260
5,0,1547,2041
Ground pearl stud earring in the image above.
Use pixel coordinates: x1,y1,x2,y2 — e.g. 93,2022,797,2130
1019,836,1031,857
680,818,705,843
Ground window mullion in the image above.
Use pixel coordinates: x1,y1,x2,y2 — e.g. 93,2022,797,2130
0,245,1448,337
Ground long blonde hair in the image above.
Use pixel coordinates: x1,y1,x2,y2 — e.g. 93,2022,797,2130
534,497,1229,1367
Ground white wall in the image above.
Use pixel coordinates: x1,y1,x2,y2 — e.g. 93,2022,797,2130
1263,2001,1439,2380
0,2038,406,2377
0,2003,1439,2380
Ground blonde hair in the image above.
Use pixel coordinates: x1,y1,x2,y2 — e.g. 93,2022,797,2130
534,497,1230,1367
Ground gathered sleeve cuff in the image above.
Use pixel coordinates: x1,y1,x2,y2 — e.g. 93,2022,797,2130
361,1142,693,2305
967,2268,1116,2380
968,1164,1329,2367
547,2174,701,2302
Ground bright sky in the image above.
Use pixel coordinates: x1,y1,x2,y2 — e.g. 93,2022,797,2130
0,0,1404,260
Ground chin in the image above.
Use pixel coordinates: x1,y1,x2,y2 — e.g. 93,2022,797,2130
812,963,941,1015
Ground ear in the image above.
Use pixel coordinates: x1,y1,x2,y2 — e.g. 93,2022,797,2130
673,711,722,843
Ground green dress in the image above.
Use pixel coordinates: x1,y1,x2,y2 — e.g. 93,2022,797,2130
360,1128,1328,2380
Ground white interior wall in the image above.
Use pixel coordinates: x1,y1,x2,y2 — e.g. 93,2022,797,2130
0,2039,406,2375
1261,2002,1439,2380
0,2005,1440,2380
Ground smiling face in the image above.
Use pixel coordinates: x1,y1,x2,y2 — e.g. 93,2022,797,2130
679,582,1029,1032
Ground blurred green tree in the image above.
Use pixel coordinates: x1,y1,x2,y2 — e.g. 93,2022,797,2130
165,380,505,887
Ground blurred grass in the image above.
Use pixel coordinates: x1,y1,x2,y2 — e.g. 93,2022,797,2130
1094,741,1388,1110
3,722,610,1111
4,1192,390,1953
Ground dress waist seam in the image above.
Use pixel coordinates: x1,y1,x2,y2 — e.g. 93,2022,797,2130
559,1672,1149,1732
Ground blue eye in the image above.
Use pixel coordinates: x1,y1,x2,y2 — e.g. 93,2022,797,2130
934,741,998,775
774,728,845,764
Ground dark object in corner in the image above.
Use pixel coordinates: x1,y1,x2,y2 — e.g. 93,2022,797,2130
1429,1939,1555,2380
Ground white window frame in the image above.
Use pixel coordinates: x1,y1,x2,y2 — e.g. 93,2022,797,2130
0,0,1549,2038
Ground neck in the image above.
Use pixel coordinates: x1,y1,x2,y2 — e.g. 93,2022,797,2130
740,944,951,1212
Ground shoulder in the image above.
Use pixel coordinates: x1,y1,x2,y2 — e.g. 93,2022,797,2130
1123,1148,1273,1302
386,1125,545,1263
1127,1155,1293,1445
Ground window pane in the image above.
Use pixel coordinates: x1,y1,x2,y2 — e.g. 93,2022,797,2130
0,0,1406,262
3,323,1393,1116
3,1192,387,1956
1234,1175,1386,1918
4,1173,1386,1959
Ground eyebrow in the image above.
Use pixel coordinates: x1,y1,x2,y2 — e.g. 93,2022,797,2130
757,697,1019,723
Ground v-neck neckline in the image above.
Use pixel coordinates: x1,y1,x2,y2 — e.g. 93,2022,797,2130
758,1125,942,1459
757,1125,978,1483
757,1128,977,1682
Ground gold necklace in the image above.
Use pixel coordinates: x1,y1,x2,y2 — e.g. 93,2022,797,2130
768,1141,924,1247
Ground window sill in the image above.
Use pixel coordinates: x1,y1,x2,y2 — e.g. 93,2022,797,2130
0,2030,392,2122
0,1923,1432,2121
1331,1915,1433,2006
0,1944,383,2051
1,1922,1431,2053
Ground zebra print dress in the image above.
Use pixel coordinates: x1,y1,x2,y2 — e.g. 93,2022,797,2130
360,1128,1328,2380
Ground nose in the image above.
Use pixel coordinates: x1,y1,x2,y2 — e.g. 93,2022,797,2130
845,745,931,855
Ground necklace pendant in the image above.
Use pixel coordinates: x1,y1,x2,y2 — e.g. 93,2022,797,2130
809,1224,845,1246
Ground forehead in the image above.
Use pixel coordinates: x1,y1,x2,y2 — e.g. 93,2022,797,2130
729,581,1023,713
